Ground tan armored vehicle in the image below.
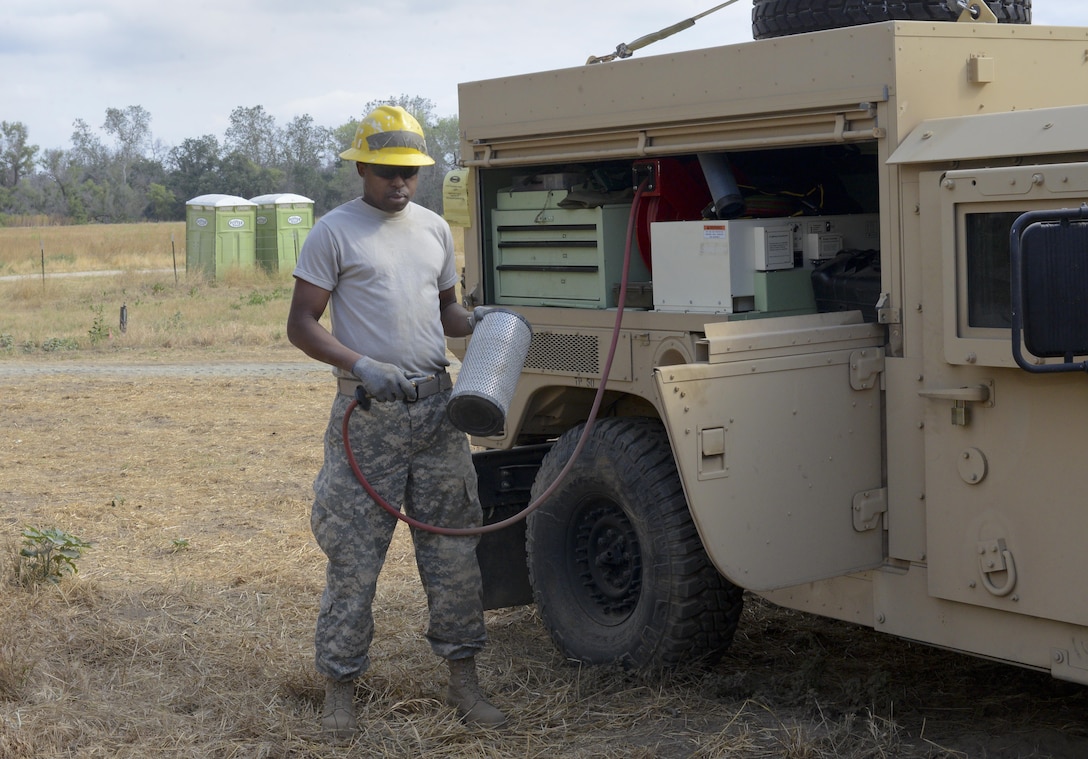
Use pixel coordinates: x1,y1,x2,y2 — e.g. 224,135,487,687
451,0,1088,683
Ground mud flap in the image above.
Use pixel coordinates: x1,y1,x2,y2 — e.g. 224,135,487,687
473,444,550,610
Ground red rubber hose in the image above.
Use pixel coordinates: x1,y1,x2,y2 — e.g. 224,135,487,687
343,179,650,535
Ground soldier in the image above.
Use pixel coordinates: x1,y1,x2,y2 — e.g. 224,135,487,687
286,104,502,743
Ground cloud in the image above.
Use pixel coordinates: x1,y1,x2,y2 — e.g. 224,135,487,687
5,0,1088,151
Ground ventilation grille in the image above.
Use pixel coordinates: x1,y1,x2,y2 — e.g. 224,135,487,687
524,333,600,375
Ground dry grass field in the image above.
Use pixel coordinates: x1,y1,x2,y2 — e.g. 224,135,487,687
0,223,293,357
1,224,1087,758
0,222,187,278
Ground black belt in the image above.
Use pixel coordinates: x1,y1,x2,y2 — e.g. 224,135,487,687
338,370,452,403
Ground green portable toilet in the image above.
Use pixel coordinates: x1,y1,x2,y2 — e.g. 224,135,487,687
185,194,258,278
250,193,314,272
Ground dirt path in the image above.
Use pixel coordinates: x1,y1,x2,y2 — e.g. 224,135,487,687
0,268,176,283
0,360,329,378
0,354,461,379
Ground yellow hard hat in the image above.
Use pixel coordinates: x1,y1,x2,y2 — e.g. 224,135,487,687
339,105,435,167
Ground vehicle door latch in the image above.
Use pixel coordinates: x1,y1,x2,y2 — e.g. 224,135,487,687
853,488,887,532
850,348,885,391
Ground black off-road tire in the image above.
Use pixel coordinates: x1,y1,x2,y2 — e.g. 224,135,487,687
526,417,744,670
752,0,1032,40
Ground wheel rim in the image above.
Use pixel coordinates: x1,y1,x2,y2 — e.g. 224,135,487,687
567,495,642,626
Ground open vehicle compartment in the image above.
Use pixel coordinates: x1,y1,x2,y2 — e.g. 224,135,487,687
471,145,882,325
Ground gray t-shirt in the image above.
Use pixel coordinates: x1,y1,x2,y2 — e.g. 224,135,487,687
293,198,458,378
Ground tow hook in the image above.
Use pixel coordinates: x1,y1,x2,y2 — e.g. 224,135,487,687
977,538,1017,598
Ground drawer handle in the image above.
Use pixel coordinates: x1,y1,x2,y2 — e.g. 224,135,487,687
498,240,597,249
496,264,599,273
496,224,596,232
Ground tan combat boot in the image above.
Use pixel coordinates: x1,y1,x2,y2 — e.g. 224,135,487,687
445,657,507,727
321,677,357,743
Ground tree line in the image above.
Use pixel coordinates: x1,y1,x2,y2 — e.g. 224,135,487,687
0,95,460,225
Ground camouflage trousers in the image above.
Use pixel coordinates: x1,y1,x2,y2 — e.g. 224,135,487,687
310,387,486,682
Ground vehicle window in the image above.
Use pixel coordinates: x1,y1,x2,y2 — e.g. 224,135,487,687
964,211,1020,329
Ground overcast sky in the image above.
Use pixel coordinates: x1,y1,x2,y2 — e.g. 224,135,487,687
4,0,1088,152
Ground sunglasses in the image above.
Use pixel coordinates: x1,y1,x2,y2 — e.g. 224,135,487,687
369,164,420,180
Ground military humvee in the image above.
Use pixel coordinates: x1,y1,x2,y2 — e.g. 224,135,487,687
449,1,1088,683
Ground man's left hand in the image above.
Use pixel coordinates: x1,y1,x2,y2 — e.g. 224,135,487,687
468,306,496,332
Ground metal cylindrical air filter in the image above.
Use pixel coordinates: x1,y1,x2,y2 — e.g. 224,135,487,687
447,309,533,436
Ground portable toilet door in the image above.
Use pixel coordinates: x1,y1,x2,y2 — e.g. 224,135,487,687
185,194,258,278
185,196,219,275
251,193,314,272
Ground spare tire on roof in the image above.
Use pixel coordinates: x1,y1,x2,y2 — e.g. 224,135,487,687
752,0,1032,40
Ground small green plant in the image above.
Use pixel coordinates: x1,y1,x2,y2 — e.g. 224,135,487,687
17,526,91,585
41,337,79,352
88,303,107,345
0,333,13,350
170,538,191,553
152,282,166,295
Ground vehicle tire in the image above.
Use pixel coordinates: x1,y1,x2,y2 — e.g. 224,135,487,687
752,0,1032,40
526,417,744,669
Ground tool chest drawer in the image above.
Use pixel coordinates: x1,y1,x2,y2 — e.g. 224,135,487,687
491,204,647,308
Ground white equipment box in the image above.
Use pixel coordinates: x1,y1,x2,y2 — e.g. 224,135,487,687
651,214,878,313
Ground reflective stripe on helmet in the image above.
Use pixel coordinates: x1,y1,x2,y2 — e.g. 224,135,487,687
366,130,428,154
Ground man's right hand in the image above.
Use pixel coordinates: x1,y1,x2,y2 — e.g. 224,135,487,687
352,357,416,402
